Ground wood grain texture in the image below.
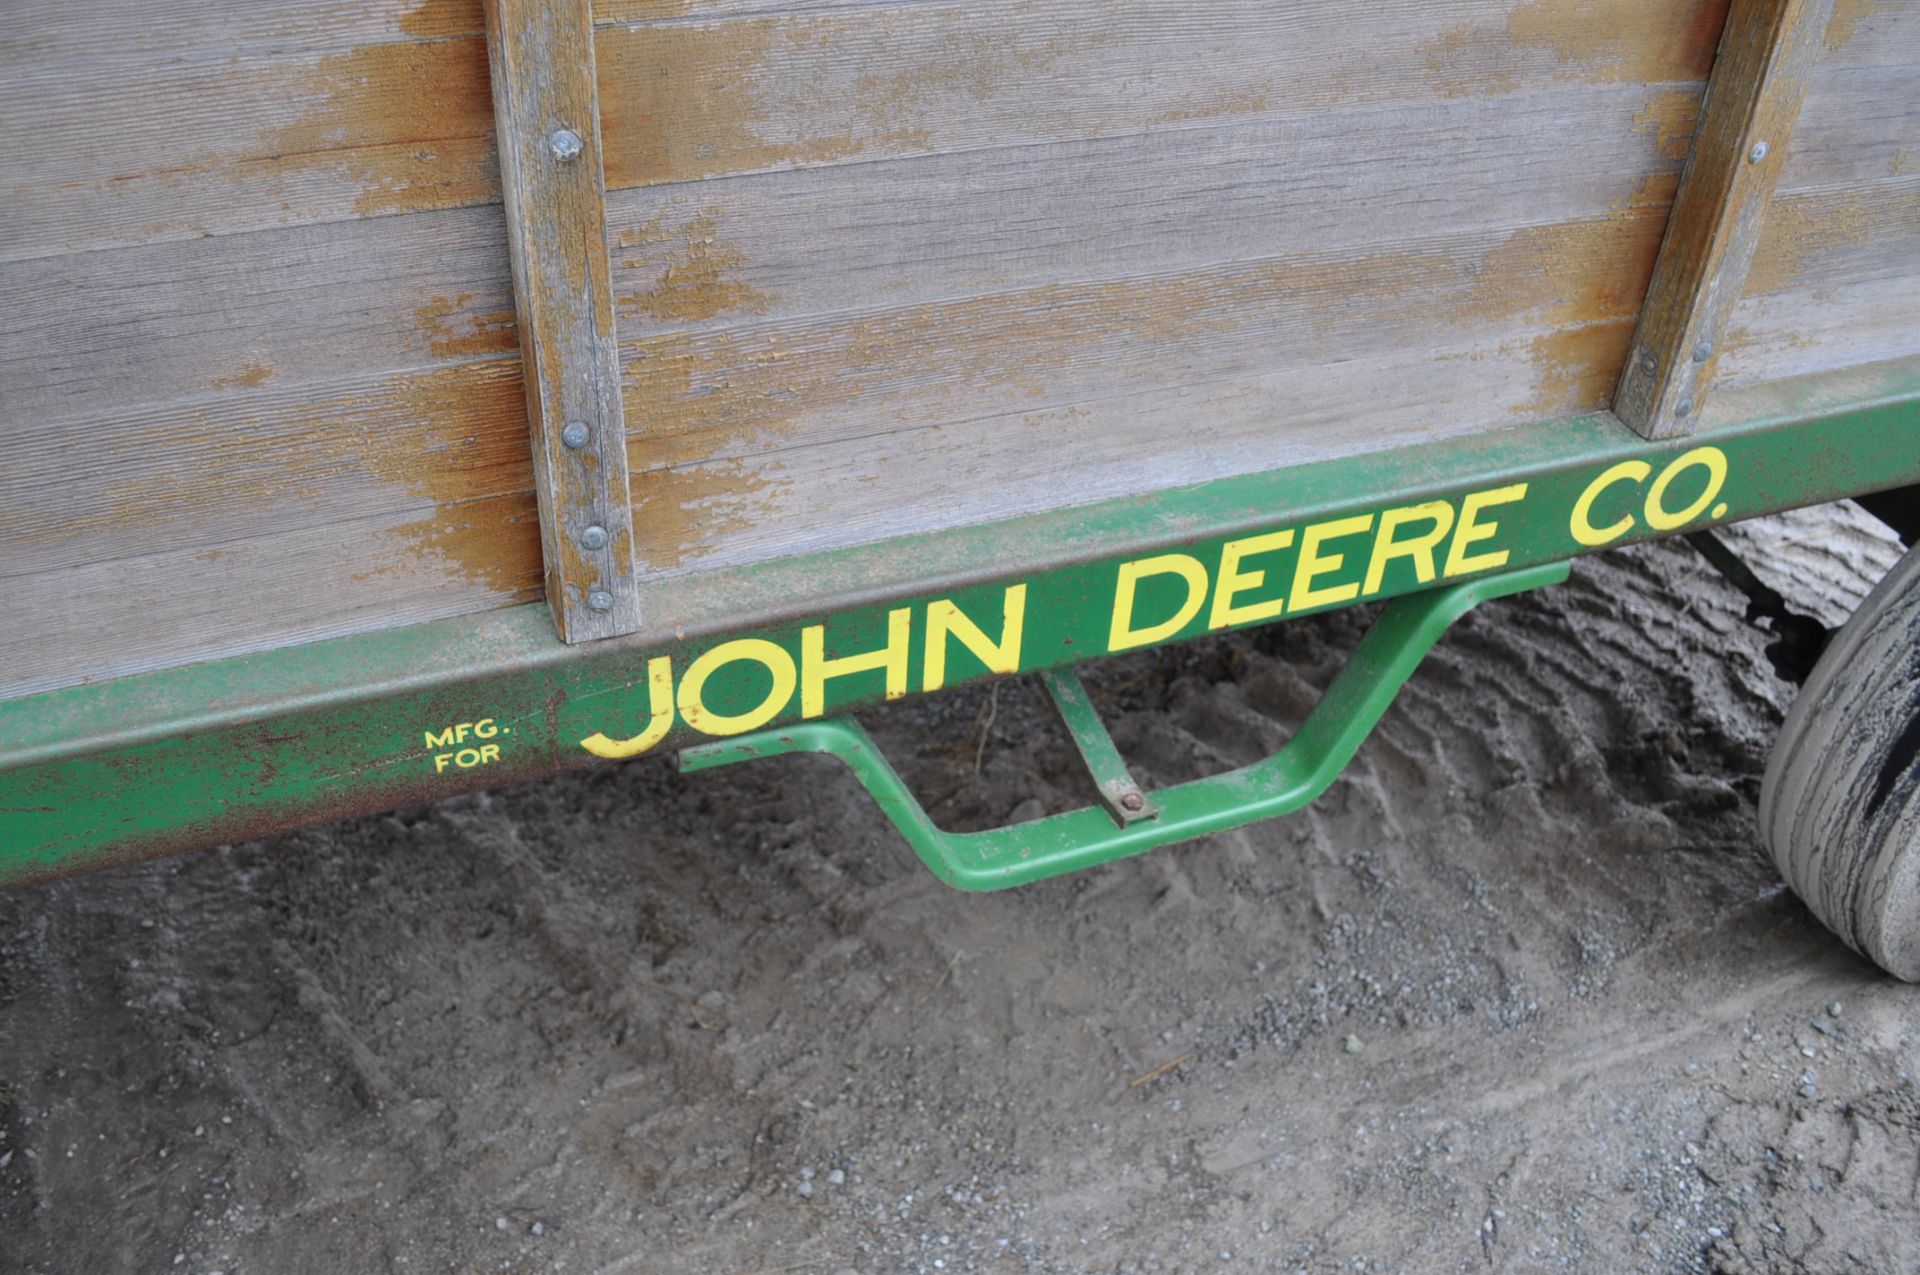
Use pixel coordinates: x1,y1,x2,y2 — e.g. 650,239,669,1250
4,0,1912,700
592,0,1731,192
0,493,544,702
484,0,641,640
2,0,1735,261
0,359,531,579
0,207,518,426
14,0,1908,263
1613,0,1836,439
621,322,1635,579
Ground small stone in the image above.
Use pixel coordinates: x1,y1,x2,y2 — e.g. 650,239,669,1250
1829,1001,1845,1018
827,1169,845,1186
530,1222,544,1236
172,1258,184,1267
494,1217,509,1232
797,1180,814,1199
1344,1035,1364,1055
1801,1045,1817,1058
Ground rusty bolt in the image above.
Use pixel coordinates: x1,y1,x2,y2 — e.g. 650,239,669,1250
1693,342,1713,364
549,128,585,161
1120,792,1147,814
587,590,615,613
1748,140,1770,164
1677,398,1696,418
580,525,610,552
560,421,591,450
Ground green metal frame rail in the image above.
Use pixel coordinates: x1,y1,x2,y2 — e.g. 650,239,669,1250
4,358,1920,886
682,563,1568,890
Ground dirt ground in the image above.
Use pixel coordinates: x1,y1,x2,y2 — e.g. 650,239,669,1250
3,504,1918,1275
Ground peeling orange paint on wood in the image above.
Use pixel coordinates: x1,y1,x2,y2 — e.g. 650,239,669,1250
398,0,486,38
1743,185,1909,296
1824,0,1880,49
617,210,772,323
1632,88,1706,161
375,492,545,595
1508,0,1730,80
210,364,278,391
1423,0,1728,97
262,35,501,219
619,211,1671,479
414,294,521,360
595,17,944,190
1522,318,1639,416
625,454,777,574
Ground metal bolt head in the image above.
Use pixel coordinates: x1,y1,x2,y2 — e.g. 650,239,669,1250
1748,140,1770,164
1120,792,1146,814
579,524,610,552
587,590,615,613
1677,398,1696,418
560,421,591,450
1692,342,1714,364
549,128,585,162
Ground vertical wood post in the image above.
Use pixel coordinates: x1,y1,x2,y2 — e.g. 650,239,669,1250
483,0,641,642
1614,0,1833,440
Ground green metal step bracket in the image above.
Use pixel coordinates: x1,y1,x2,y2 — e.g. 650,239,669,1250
682,561,1569,890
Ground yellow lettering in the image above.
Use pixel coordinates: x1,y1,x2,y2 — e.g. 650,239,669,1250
1444,483,1528,577
679,640,797,737
1209,530,1295,630
478,744,500,765
473,719,498,740
433,753,454,773
1291,515,1375,611
1570,461,1652,547
1109,554,1209,652
803,609,913,718
1645,447,1730,531
582,657,678,759
454,747,482,768
924,586,1028,692
425,727,458,749
1363,502,1456,595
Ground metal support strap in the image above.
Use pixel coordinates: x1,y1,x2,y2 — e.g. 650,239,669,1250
483,0,641,641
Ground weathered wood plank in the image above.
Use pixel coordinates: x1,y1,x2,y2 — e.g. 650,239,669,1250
0,206,517,425
1,0,1733,260
592,0,1733,192
5,0,486,64
484,0,641,640
1720,274,1920,389
1613,0,1835,440
621,322,1635,579
0,359,529,579
1776,62,1920,191
0,37,501,263
606,82,1694,343
14,0,1914,261
0,493,543,702
618,211,1671,487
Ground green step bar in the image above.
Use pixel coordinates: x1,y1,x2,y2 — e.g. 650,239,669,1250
683,562,1568,890
3,358,1920,886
